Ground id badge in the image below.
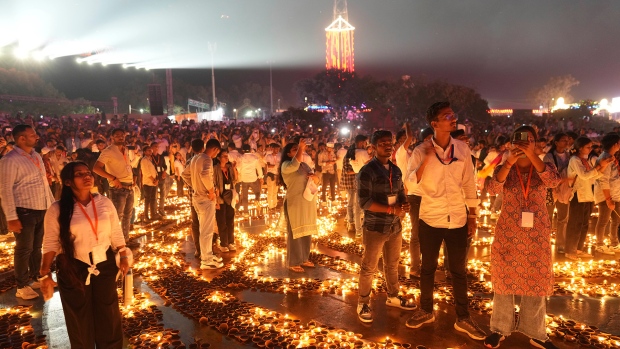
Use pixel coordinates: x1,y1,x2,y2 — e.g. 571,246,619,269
224,184,231,190
387,194,397,205
521,212,534,228
92,244,108,265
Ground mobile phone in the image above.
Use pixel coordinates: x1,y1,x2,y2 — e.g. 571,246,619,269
512,132,529,143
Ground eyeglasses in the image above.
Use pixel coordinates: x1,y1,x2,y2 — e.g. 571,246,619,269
74,171,93,178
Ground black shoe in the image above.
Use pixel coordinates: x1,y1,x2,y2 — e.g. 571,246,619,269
357,303,372,323
484,332,505,348
454,317,486,340
127,240,141,248
409,271,421,279
405,309,435,329
529,338,559,349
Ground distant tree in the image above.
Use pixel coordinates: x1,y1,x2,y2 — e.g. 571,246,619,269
293,69,370,110
0,68,75,115
531,74,580,108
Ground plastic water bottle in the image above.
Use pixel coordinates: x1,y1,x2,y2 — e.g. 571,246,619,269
124,268,133,305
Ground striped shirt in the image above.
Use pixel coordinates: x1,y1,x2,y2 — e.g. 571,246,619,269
0,147,54,221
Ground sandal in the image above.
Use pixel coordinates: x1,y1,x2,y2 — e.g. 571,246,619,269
301,261,315,268
288,266,305,273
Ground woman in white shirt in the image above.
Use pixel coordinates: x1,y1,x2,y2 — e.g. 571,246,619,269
593,133,620,255
39,161,128,348
565,137,612,261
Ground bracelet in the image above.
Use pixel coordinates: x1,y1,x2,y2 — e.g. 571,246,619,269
120,256,128,260
38,274,49,281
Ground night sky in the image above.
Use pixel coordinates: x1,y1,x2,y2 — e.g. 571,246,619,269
1,0,619,108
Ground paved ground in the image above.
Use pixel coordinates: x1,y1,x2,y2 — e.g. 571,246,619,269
0,209,619,349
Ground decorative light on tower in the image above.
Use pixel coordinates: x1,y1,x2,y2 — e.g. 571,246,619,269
325,0,355,72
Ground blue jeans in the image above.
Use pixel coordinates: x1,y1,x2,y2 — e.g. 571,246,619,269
346,188,363,236
14,208,46,288
358,226,402,304
490,294,547,341
108,187,134,240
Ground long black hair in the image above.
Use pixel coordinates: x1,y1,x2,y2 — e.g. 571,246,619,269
57,161,89,290
279,143,297,190
548,132,568,153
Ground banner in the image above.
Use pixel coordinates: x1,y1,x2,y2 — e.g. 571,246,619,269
188,99,209,110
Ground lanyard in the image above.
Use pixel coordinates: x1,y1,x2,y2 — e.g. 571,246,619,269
387,164,393,194
76,194,99,242
579,157,592,171
222,167,230,182
516,165,533,204
20,152,44,173
433,144,457,165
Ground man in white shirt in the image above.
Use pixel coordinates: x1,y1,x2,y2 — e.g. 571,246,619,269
182,138,223,269
237,144,264,210
335,143,347,197
318,143,337,202
0,125,54,299
404,102,485,340
265,143,281,210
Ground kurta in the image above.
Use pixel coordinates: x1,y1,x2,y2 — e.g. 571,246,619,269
488,163,561,296
281,158,317,238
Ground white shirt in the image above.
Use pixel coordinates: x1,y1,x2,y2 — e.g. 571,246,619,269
396,145,419,195
42,195,126,266
407,137,479,229
302,153,315,171
594,152,620,203
97,145,134,184
156,138,169,154
232,134,243,149
238,153,264,183
568,155,600,202
140,157,158,186
265,152,281,174
336,148,347,170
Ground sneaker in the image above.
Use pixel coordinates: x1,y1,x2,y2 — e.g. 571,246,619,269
610,244,620,252
30,281,41,289
409,271,421,279
576,251,593,258
200,260,224,269
220,247,229,252
530,338,559,349
556,248,565,254
483,332,505,348
405,309,435,329
454,317,487,340
357,303,373,323
347,223,356,233
386,295,417,310
228,244,236,251
565,253,580,261
211,255,223,262
16,286,39,300
595,246,616,255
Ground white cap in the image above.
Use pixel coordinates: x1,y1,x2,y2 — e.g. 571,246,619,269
326,142,334,148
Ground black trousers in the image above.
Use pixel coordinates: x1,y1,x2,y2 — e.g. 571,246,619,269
216,202,235,247
419,220,470,319
57,248,123,349
190,200,201,255
143,185,157,220
321,173,336,201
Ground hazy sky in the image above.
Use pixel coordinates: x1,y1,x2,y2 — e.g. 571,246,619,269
1,0,619,108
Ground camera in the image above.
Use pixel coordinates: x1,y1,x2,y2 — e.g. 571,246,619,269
512,132,529,143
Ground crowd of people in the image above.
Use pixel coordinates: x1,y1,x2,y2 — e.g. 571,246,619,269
0,102,619,349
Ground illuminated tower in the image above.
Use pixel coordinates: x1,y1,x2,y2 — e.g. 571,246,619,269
325,0,355,72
